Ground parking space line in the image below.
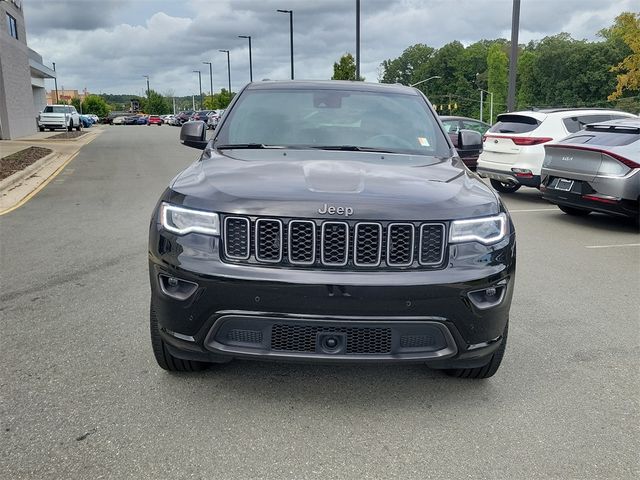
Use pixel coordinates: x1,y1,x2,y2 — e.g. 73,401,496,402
585,243,640,249
509,208,557,213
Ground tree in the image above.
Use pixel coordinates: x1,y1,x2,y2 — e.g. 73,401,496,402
203,89,235,109
81,95,110,118
486,44,508,120
144,90,171,115
332,53,364,81
603,12,640,100
70,97,82,112
379,44,434,85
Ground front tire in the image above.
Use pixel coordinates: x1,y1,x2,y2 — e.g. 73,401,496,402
558,205,591,216
150,301,208,372
67,121,73,132
76,122,82,132
490,179,521,193
444,322,508,379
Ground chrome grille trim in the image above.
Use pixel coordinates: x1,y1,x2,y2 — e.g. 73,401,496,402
254,218,283,263
419,223,446,266
287,220,316,265
386,223,415,266
353,222,382,267
321,221,349,266
223,216,250,260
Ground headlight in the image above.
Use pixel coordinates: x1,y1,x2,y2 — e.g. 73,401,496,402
160,203,220,235
449,213,507,245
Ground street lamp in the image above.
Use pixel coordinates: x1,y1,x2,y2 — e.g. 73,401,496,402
479,89,494,124
193,70,202,109
143,74,150,99
202,62,213,101
238,35,253,82
276,9,294,79
219,49,231,94
52,62,59,103
410,75,441,88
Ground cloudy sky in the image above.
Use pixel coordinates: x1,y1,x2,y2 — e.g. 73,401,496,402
23,0,635,97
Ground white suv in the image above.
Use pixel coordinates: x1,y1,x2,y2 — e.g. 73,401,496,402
477,108,637,193
38,105,82,132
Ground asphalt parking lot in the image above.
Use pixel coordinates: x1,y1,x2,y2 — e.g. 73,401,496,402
1,125,638,479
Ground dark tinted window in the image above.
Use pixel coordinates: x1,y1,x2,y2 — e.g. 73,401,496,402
6,13,18,39
43,106,70,113
217,87,450,157
562,114,626,133
489,114,540,134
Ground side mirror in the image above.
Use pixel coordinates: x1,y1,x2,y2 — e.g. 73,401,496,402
180,121,208,149
458,129,482,151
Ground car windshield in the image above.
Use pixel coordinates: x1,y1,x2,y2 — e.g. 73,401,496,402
215,87,450,156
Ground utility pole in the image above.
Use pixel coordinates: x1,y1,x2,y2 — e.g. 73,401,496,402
172,97,176,115
448,93,452,115
277,9,294,79
507,0,521,111
52,62,59,103
355,0,360,80
479,90,483,123
203,62,214,102
238,36,253,82
193,70,202,109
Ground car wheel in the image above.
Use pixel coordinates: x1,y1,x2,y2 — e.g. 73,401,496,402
444,322,508,379
76,122,82,132
39,126,45,132
558,205,591,216
67,121,73,132
150,301,209,372
490,179,521,193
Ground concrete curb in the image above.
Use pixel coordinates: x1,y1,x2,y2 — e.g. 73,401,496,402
0,150,58,193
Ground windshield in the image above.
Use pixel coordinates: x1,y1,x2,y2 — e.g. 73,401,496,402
215,87,450,156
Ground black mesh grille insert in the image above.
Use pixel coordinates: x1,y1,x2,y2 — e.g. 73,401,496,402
227,329,263,344
387,224,414,265
224,217,250,259
322,222,348,265
354,223,382,266
420,224,445,265
288,221,315,264
255,219,282,262
400,335,435,348
271,324,392,354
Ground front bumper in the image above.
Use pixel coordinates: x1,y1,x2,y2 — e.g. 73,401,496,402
149,222,516,367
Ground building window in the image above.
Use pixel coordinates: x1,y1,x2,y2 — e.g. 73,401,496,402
7,13,18,39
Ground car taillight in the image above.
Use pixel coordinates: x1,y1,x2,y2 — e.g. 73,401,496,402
511,137,553,146
582,194,620,205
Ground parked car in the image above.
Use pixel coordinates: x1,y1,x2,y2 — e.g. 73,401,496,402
540,118,640,220
206,111,220,129
137,116,149,125
149,80,515,379
148,115,163,126
190,110,214,122
103,111,130,125
175,110,194,125
112,116,127,125
124,116,140,125
161,115,174,124
477,108,637,193
440,116,490,170
86,114,100,123
79,115,94,128
38,105,81,132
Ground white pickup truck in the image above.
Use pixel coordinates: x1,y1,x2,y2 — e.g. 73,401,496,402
38,105,82,132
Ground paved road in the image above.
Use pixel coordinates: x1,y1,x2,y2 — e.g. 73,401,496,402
1,126,638,479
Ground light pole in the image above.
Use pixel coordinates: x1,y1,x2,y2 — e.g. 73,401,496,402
277,9,294,79
479,89,494,125
143,75,150,111
202,62,213,102
193,70,202,109
410,75,441,88
219,50,231,94
356,0,360,80
52,62,59,103
507,0,521,111
238,35,253,82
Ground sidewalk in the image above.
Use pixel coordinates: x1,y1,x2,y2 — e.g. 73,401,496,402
0,126,104,214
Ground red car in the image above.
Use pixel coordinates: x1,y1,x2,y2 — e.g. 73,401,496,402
148,115,163,126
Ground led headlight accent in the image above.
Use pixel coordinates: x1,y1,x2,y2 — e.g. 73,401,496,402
450,213,507,245
160,203,220,235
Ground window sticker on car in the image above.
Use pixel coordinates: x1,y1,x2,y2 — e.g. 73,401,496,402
418,137,430,147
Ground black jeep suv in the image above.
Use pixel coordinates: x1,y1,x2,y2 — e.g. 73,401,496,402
149,81,516,379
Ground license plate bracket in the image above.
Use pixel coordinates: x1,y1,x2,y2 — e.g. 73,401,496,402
555,178,574,192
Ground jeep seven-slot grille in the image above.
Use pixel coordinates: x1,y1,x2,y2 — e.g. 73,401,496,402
221,216,446,270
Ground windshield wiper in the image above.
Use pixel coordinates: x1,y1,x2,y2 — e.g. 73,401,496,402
215,143,285,149
309,145,396,153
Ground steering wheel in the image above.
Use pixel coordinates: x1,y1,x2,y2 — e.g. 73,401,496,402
365,134,416,150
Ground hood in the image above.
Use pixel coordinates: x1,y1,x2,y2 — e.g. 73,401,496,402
169,149,498,221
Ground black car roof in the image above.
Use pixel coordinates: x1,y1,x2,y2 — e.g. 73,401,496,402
246,80,419,95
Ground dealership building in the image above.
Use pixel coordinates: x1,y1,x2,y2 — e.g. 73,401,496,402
0,0,55,139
